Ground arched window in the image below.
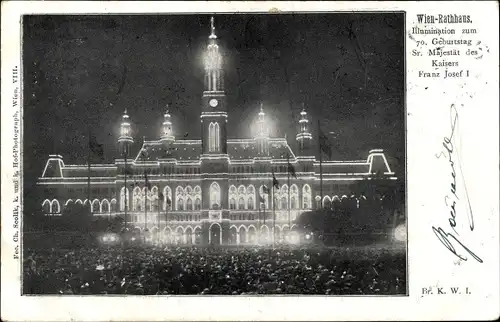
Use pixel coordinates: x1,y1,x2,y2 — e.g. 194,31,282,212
259,185,269,209
228,185,237,210
91,199,100,213
42,199,51,213
101,199,110,213
120,187,130,211
315,196,321,209
323,196,332,209
210,182,221,209
280,197,287,210
176,186,184,197
144,193,151,212
209,122,220,152
229,198,236,210
238,197,245,210
163,186,172,210
151,195,158,212
186,197,193,211
177,198,184,211
246,185,255,210
52,199,61,213
110,199,117,212
175,186,185,210
133,187,142,211
194,197,201,210
290,184,299,209
247,196,254,210
302,184,311,209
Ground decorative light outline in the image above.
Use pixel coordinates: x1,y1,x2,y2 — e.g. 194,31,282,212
367,151,393,174
41,157,65,178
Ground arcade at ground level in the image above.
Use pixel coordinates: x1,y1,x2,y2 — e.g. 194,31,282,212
126,222,300,246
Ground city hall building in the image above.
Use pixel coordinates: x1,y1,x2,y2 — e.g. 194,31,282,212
37,18,396,245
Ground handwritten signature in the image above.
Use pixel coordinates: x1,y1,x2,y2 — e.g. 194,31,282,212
433,104,483,263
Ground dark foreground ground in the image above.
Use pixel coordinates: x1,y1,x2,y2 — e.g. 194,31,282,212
23,233,406,295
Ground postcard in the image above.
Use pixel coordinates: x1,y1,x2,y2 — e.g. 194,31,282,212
1,1,498,321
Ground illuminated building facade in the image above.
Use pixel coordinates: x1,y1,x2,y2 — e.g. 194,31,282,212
37,17,396,245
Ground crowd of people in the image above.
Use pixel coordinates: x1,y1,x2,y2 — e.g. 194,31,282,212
23,239,406,295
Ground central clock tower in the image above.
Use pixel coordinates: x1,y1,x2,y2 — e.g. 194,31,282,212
201,16,227,155
200,17,230,244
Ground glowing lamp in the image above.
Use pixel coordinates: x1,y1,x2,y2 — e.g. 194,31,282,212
394,224,406,242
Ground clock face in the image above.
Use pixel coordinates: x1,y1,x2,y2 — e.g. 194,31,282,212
209,98,218,108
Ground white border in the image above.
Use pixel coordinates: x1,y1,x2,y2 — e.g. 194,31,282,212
2,1,499,321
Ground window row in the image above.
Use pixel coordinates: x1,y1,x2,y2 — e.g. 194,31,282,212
131,214,201,222
121,167,202,176
230,214,257,221
118,183,311,211
43,199,119,214
319,195,376,209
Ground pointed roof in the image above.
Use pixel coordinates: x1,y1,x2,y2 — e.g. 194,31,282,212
133,138,297,162
209,16,217,39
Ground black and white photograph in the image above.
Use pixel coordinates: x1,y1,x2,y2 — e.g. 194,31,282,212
22,13,406,296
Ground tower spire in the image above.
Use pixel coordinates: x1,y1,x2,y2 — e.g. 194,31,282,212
201,15,227,156
204,16,223,92
257,102,267,137
255,102,270,157
210,16,217,39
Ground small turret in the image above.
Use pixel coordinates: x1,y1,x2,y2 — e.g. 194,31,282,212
160,105,175,143
118,109,133,157
296,104,312,155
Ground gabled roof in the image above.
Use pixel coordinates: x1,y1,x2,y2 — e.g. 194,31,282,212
41,155,64,178
134,138,297,162
62,166,117,178
268,139,296,160
41,154,117,178
135,140,202,162
227,139,257,160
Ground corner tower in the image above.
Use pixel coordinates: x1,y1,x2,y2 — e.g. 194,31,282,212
201,16,227,155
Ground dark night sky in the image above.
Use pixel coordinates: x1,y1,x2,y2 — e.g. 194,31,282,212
23,13,404,197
